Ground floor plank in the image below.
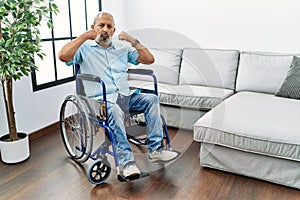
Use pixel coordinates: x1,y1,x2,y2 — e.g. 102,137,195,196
0,126,300,200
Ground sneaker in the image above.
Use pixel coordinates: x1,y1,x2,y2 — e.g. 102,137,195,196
122,162,141,177
148,149,179,162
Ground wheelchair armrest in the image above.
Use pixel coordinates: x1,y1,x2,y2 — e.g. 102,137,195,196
127,68,157,84
127,69,154,76
76,73,101,83
76,74,108,103
127,69,158,95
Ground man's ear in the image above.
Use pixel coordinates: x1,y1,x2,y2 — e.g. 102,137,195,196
91,24,95,29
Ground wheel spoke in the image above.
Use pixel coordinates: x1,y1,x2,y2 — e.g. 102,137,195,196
88,159,111,184
60,95,93,163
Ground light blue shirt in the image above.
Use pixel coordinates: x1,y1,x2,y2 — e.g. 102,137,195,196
66,40,139,103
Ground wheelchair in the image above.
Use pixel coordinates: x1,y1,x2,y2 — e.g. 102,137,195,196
59,64,176,185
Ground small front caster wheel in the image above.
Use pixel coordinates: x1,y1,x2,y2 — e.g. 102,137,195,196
87,158,111,185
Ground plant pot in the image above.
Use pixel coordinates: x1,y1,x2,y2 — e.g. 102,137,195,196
0,132,30,164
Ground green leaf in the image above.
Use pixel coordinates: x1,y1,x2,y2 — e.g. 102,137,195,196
0,0,59,81
5,39,12,46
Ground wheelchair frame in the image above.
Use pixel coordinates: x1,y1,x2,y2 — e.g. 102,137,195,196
59,64,172,185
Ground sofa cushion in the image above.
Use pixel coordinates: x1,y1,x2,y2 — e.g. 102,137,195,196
194,91,300,162
128,48,183,85
128,80,234,110
275,56,300,100
179,48,240,90
236,52,295,94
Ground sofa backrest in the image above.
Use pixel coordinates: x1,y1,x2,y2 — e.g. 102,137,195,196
179,48,240,90
128,48,183,85
236,51,294,94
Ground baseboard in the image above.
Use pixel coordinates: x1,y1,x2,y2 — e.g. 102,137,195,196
29,122,60,142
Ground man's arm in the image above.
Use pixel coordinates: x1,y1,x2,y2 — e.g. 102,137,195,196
58,30,97,62
118,31,155,64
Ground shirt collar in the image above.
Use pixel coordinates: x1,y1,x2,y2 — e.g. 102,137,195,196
89,40,115,50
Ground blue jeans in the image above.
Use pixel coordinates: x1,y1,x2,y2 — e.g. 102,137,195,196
107,93,163,167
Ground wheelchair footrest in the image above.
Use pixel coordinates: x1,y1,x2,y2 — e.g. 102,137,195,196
126,125,147,137
128,136,147,145
117,172,149,182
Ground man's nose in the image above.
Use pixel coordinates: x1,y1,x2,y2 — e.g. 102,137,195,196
103,25,109,31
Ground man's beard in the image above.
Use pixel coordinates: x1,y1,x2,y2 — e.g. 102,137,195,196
96,32,112,47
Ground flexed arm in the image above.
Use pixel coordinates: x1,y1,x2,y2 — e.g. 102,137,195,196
58,30,97,62
118,31,155,64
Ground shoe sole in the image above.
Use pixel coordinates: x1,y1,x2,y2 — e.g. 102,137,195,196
123,172,141,177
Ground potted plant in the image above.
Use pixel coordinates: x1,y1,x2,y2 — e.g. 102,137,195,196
0,0,58,163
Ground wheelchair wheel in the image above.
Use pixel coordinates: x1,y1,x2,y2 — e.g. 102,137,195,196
87,158,111,185
60,95,93,163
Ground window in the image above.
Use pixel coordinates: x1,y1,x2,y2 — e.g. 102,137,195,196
31,0,101,91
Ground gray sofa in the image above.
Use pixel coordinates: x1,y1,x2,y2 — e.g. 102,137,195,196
129,48,300,189
128,48,239,130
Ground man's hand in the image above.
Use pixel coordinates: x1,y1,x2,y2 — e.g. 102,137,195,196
83,29,98,41
118,31,136,45
118,31,154,64
58,30,98,62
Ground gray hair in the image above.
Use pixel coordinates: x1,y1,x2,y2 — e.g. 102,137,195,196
93,11,115,26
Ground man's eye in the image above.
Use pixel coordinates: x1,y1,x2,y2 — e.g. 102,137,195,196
107,25,112,29
99,24,104,28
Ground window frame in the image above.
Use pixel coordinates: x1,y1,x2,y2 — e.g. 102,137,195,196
31,0,102,92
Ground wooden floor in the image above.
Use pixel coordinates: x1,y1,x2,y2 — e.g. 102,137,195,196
1,124,300,200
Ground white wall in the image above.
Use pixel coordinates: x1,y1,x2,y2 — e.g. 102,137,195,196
102,0,126,32
103,0,300,53
0,77,74,136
